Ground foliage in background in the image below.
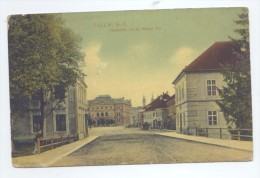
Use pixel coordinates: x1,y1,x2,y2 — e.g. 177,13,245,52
9,14,85,136
217,9,252,129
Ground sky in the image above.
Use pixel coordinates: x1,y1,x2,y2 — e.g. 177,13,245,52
62,7,243,106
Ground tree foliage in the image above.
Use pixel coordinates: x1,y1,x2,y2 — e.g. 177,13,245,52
217,9,252,129
9,14,85,135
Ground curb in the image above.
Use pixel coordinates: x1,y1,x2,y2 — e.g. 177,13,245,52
12,136,100,167
155,133,253,152
45,136,99,166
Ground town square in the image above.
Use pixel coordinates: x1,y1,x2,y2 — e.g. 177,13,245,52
6,6,254,169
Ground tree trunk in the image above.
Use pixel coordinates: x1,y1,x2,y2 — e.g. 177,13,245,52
39,89,45,138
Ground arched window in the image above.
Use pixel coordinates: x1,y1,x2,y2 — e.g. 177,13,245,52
105,112,108,117
101,112,104,117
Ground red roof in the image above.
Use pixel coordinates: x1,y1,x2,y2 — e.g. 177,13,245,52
173,41,237,84
144,93,170,111
186,41,236,71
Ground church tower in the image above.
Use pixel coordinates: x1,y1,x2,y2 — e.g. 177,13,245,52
142,95,146,107
151,94,154,103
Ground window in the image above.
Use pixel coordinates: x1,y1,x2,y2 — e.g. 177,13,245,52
33,115,41,133
97,112,99,117
105,112,108,117
31,100,40,107
208,111,217,125
56,114,66,131
207,80,217,96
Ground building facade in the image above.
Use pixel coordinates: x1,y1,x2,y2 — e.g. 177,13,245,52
11,78,88,149
143,93,170,129
172,41,235,138
68,78,88,139
130,106,143,126
88,95,131,126
166,95,176,130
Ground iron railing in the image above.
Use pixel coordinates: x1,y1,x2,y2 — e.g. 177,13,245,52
186,127,252,141
36,134,79,154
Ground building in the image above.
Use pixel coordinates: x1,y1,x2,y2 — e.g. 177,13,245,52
88,95,131,126
68,78,88,139
130,106,144,127
11,78,88,151
172,41,236,138
143,93,170,129
166,95,176,130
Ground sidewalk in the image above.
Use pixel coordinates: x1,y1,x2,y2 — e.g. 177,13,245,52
12,127,253,168
155,131,253,152
12,135,98,168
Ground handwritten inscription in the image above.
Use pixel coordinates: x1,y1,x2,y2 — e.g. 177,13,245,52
93,22,162,32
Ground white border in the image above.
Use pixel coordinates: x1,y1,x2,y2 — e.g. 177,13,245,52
1,1,259,178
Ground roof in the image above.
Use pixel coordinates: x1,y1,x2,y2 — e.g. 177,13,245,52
143,93,170,111
88,95,130,104
166,94,175,106
185,41,235,71
173,41,237,84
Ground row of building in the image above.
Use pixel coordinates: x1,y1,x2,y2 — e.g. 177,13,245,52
12,41,237,146
130,41,236,138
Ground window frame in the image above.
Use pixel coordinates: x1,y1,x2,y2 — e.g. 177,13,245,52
56,114,67,132
206,80,217,96
208,110,218,126
33,115,41,133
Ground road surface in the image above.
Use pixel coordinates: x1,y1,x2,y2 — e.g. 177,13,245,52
52,127,252,166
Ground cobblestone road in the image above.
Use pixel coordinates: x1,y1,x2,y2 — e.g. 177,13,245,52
52,127,252,166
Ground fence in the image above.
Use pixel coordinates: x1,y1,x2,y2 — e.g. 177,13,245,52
36,134,79,154
186,127,252,141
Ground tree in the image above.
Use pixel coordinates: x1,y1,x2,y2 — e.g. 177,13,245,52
9,14,85,137
217,9,252,129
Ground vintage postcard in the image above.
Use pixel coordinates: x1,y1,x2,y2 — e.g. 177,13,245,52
9,7,253,168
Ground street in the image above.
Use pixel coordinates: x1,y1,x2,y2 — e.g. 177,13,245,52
51,127,252,166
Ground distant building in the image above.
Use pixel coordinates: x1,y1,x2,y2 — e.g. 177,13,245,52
143,93,170,129
88,95,131,126
172,41,236,138
130,106,144,126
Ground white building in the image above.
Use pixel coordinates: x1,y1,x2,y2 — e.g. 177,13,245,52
172,41,236,138
130,106,143,126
